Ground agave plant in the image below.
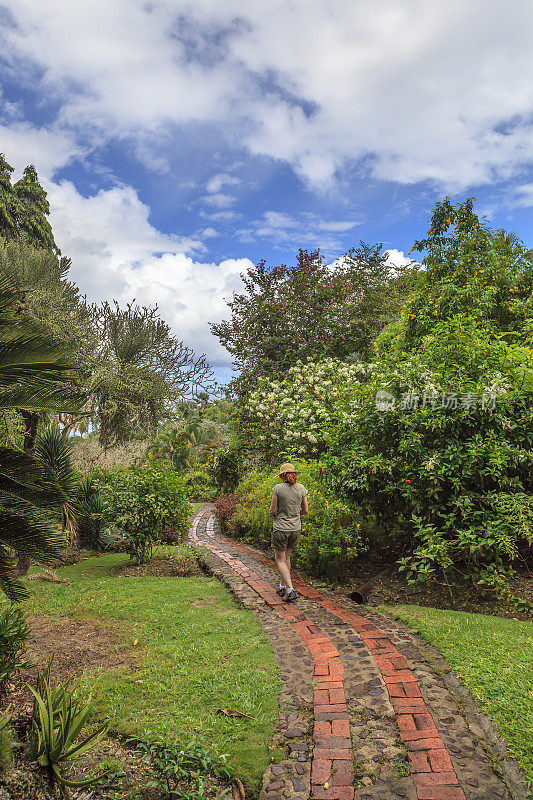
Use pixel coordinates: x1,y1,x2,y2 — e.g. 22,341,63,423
29,659,110,788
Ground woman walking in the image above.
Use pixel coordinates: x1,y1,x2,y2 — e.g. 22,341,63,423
269,463,308,602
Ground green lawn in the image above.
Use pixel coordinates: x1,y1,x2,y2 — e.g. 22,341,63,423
380,604,533,784
15,548,282,792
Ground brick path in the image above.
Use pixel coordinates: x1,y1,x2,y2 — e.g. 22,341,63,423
189,508,529,800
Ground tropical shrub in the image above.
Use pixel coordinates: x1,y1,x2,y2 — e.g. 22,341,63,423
181,468,217,500
0,605,31,686
94,463,191,563
210,444,243,492
214,494,243,532
229,462,366,580
324,310,533,591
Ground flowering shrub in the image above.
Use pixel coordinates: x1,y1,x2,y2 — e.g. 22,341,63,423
228,462,366,580
93,463,191,563
324,290,533,591
211,245,416,395
241,358,369,460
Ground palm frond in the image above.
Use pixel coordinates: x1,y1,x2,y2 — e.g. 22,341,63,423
0,447,63,507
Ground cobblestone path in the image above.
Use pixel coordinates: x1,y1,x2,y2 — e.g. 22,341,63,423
189,507,528,800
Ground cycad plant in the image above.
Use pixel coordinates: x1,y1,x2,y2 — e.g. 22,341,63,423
0,273,81,599
33,426,105,548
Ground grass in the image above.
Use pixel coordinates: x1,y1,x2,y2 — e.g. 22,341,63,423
14,547,282,793
380,604,533,784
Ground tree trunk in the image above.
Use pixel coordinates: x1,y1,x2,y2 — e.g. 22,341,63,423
17,410,40,575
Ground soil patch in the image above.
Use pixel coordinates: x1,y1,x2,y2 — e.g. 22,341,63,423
0,615,135,726
116,555,203,578
327,558,533,620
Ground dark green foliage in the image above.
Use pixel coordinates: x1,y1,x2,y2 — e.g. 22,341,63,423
181,468,217,500
29,658,109,788
210,445,242,492
95,463,191,563
33,426,105,548
325,201,533,589
0,274,81,599
76,475,105,548
0,605,31,684
133,739,233,799
0,155,59,252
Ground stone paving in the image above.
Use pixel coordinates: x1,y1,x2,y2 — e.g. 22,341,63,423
189,507,530,800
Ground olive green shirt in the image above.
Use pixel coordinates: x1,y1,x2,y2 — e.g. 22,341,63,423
272,482,308,532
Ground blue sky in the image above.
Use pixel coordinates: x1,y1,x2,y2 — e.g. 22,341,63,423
1,0,533,381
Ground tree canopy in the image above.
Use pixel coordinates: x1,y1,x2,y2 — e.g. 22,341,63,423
211,244,418,395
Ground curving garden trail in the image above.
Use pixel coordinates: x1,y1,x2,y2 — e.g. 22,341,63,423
189,507,528,800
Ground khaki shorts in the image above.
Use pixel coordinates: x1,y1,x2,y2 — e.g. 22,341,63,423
272,528,301,552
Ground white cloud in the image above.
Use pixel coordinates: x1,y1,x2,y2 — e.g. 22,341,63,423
201,192,236,208
318,220,359,232
511,183,533,208
206,173,240,193
0,122,83,178
46,180,250,362
199,210,238,221
1,1,533,191
240,209,362,252
201,227,219,238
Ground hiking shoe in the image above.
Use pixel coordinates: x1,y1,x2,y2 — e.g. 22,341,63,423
276,586,286,597
282,588,298,603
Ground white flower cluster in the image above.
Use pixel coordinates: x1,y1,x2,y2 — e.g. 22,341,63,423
247,358,368,456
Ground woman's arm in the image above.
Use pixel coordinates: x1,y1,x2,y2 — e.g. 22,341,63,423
301,496,309,516
269,493,278,517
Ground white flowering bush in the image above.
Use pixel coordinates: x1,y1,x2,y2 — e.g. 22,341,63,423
241,358,369,460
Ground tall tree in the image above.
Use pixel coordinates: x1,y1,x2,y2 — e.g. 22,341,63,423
0,157,59,253
81,300,216,450
12,165,59,254
211,245,418,395
376,198,533,358
0,155,16,241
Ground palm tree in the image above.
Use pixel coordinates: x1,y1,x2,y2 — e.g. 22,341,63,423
0,273,81,599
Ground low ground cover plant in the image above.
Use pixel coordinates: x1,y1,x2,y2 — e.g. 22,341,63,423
0,605,31,687
134,739,234,799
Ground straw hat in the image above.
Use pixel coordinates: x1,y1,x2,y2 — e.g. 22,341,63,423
279,462,299,476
